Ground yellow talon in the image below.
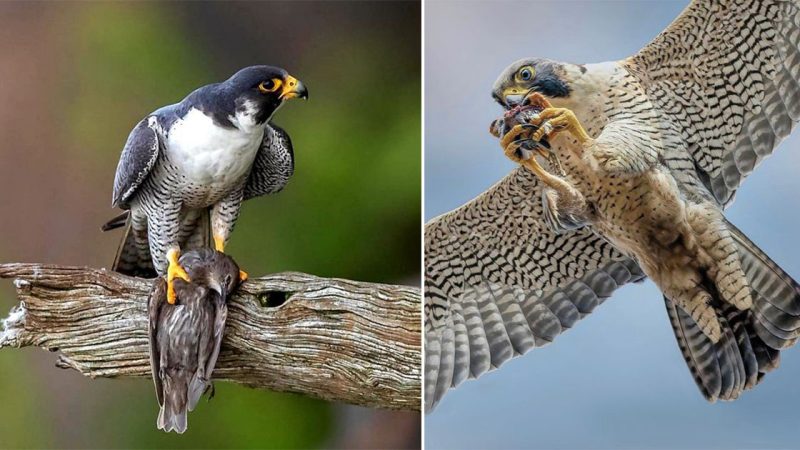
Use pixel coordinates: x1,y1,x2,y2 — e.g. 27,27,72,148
528,107,592,145
166,249,191,305
214,235,225,252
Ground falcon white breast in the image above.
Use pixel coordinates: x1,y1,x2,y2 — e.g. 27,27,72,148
166,107,263,191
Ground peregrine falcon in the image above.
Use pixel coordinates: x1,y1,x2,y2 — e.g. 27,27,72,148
425,0,800,411
102,65,307,303
148,248,243,434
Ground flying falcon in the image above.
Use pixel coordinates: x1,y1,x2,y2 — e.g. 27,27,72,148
425,0,800,411
148,248,243,433
102,65,307,303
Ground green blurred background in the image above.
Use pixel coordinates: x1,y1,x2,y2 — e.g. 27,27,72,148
0,1,420,448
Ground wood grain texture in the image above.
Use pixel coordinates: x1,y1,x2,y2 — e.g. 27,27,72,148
0,263,421,411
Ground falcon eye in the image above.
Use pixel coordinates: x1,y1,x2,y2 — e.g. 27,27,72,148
518,66,534,82
258,78,282,94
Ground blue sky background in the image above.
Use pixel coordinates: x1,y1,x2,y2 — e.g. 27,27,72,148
425,1,800,448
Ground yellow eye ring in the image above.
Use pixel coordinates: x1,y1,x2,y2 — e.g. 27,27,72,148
258,78,282,94
517,66,534,82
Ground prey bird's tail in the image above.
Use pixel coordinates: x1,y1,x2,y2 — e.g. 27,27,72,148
102,211,156,278
157,375,189,434
667,219,800,402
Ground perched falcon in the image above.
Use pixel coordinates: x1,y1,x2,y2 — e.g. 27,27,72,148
148,248,243,434
102,65,307,303
425,0,800,411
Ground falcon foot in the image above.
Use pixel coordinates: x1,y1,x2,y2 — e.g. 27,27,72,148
500,128,549,163
166,248,191,304
528,107,592,147
501,134,580,204
502,135,550,177
495,93,567,175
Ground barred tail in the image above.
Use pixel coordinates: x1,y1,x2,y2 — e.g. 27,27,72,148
103,211,156,278
727,220,800,350
667,220,800,401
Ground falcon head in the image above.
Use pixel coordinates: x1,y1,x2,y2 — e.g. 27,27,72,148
224,65,308,125
491,58,578,109
179,248,243,303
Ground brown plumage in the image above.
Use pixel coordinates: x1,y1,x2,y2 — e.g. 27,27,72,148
148,248,243,433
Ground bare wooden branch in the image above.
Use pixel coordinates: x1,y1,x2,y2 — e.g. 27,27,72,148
0,263,421,411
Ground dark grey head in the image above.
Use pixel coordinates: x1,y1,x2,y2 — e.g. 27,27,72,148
187,65,308,129
179,248,243,301
222,65,308,125
491,58,575,109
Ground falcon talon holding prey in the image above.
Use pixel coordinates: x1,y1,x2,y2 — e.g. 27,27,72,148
426,0,800,411
148,248,243,434
102,65,307,303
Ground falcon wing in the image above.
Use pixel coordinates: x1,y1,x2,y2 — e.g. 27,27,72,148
243,123,295,200
626,0,800,206
425,168,645,411
147,278,168,407
112,116,161,208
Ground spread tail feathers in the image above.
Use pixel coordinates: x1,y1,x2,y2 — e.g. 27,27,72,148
726,220,800,349
667,220,800,401
157,386,189,434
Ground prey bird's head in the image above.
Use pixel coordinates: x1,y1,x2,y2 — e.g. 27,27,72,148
492,58,577,109
179,248,244,303
223,65,308,125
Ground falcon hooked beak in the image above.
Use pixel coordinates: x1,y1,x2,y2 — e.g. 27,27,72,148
491,57,572,109
280,75,309,101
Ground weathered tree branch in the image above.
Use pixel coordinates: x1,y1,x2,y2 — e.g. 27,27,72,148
0,263,420,411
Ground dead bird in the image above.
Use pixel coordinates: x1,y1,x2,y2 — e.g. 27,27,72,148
489,93,563,175
147,248,244,433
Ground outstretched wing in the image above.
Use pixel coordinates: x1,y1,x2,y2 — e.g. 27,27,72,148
112,116,161,208
425,168,645,411
147,278,168,407
243,123,295,200
626,0,800,206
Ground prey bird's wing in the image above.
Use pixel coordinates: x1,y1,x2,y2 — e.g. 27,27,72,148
243,123,295,200
626,0,800,206
425,168,645,411
188,291,227,411
206,293,227,378
112,116,161,209
148,278,168,407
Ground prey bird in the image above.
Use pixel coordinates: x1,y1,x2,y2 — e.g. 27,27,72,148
103,65,307,303
425,0,800,411
148,248,243,434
